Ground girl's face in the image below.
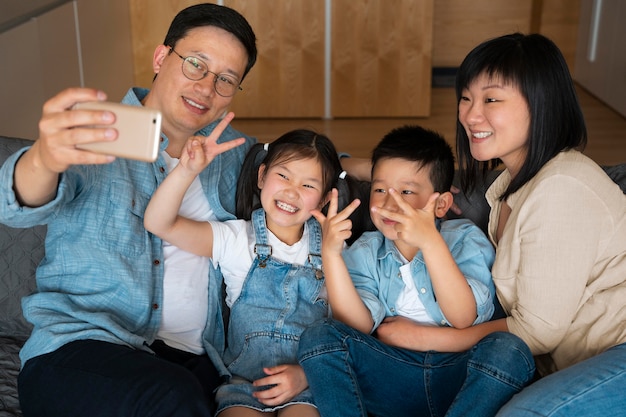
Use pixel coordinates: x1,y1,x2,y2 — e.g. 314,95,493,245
257,156,326,244
458,72,531,177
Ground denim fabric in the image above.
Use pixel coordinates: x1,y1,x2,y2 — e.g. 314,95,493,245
496,342,626,416
298,319,535,417
0,87,256,375
343,219,496,329
215,208,327,413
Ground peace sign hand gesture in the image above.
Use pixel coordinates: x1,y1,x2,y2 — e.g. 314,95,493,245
311,188,361,255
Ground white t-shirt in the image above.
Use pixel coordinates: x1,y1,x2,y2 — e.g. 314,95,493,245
157,153,214,354
210,220,315,307
394,260,437,326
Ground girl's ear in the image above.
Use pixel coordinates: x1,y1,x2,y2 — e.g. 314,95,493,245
318,191,332,209
257,164,267,189
434,191,454,218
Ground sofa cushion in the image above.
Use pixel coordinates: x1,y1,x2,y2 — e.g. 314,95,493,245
0,137,45,340
0,336,25,416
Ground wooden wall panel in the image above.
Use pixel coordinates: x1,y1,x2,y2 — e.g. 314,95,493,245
331,0,433,118
538,0,580,70
225,0,325,118
433,0,533,67
129,0,208,89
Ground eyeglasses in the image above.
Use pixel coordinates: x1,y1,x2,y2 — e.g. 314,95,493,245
168,47,242,97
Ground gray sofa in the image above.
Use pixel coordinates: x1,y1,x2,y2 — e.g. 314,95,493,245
0,134,624,416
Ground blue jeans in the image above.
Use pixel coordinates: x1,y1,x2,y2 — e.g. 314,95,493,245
298,318,535,417
497,342,626,416
18,339,220,417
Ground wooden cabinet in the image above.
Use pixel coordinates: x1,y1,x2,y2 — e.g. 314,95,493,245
0,0,134,140
130,0,433,118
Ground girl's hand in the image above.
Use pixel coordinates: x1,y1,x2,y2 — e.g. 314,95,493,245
251,364,309,406
311,188,360,255
371,189,440,250
178,111,245,175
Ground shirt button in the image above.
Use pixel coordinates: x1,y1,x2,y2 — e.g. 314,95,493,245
441,319,446,325
420,288,427,294
131,199,136,208
152,303,159,310
153,259,160,266
390,308,395,313
159,166,165,173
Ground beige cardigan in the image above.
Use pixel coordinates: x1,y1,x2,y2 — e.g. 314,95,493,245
487,150,626,376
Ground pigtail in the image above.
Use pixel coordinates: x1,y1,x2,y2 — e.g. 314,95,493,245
235,143,266,220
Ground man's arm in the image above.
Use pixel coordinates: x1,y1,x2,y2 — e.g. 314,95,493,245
14,88,118,207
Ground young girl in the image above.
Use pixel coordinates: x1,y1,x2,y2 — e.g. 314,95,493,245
144,113,345,417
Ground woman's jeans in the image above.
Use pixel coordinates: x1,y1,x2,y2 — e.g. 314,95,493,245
18,339,221,417
297,318,535,417
497,342,626,416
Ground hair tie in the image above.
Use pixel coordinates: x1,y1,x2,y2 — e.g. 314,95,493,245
263,143,269,152
339,170,347,180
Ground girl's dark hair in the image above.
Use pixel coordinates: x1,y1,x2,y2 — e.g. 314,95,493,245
235,130,343,220
163,3,257,80
455,33,587,200
372,125,455,193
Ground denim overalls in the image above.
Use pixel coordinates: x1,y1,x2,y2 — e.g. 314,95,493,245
216,208,327,412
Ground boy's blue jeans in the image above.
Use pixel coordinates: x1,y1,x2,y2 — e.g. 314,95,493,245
298,318,535,417
497,341,626,416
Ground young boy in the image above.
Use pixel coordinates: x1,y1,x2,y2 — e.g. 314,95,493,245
303,125,500,417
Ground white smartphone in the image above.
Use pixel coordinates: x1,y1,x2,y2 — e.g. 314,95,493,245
74,101,162,162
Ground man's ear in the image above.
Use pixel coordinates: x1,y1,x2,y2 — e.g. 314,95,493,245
153,44,170,74
434,191,454,218
257,164,266,189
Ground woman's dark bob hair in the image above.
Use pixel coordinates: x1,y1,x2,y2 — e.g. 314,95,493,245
455,33,587,200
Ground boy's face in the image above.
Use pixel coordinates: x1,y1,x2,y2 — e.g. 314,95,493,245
369,158,434,241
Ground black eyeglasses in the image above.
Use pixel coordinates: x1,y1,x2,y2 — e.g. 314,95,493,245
168,47,242,97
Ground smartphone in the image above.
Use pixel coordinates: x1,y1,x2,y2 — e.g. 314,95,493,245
74,101,162,162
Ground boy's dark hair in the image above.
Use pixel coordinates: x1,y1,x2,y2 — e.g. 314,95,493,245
236,129,343,220
163,3,257,80
372,125,455,193
455,32,587,200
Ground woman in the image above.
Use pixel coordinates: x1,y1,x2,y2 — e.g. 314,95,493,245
445,33,625,415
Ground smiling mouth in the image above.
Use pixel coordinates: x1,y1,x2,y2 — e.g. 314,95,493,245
183,97,207,110
276,201,299,213
472,131,492,139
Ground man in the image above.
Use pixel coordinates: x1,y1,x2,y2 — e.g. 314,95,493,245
0,4,256,416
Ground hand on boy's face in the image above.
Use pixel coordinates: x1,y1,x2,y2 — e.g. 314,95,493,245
371,189,441,248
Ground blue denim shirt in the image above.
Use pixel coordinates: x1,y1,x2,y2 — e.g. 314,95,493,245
343,219,496,330
0,88,256,374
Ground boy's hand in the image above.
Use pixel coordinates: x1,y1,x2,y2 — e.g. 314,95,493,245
372,188,440,250
251,364,308,406
311,188,360,254
178,111,245,175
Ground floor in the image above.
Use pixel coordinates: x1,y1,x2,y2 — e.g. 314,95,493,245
231,85,626,167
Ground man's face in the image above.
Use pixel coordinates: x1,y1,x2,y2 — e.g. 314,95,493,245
146,25,248,146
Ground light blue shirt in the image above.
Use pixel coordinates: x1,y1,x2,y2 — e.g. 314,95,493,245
343,219,496,330
0,88,256,374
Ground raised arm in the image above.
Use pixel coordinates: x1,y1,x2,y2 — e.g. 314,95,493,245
14,88,118,207
143,112,245,257
372,189,477,328
311,189,373,333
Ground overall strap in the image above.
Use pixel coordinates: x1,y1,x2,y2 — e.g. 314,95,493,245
306,216,323,279
251,208,272,267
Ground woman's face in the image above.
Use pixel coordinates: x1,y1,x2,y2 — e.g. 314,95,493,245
458,72,531,177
